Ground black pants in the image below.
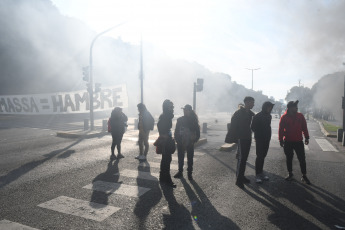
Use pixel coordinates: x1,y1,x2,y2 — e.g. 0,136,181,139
111,132,124,155
236,139,251,183
160,139,173,183
255,139,270,175
283,141,306,175
177,144,194,174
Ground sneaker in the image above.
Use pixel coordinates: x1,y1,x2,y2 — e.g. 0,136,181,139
301,175,311,185
110,154,117,160
174,171,183,178
285,173,294,181
139,155,146,160
243,177,250,184
262,175,269,181
255,176,263,183
117,154,125,159
135,155,140,159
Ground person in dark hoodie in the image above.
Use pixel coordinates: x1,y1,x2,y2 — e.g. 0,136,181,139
109,107,128,159
228,96,255,189
173,104,200,180
251,101,274,183
157,99,176,188
279,100,311,184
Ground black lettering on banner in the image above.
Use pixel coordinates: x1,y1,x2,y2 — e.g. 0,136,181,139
30,97,39,113
52,95,64,112
100,89,112,109
7,98,16,113
0,98,8,112
93,93,100,110
112,88,123,107
13,98,22,112
21,98,30,112
75,92,89,111
64,94,76,112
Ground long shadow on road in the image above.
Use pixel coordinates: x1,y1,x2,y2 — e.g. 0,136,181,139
181,178,240,230
0,138,82,189
244,175,345,229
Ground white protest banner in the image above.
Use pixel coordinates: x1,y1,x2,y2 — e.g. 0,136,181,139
0,85,128,115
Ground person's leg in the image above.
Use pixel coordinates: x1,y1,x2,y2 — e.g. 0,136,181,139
295,141,307,175
255,140,265,176
138,131,144,156
117,133,124,158
283,141,294,180
174,144,184,178
111,133,116,157
187,144,194,180
143,131,150,156
236,139,251,186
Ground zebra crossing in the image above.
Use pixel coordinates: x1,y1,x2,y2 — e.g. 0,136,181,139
251,134,338,152
0,151,205,229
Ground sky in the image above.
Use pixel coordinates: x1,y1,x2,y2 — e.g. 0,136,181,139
51,0,345,101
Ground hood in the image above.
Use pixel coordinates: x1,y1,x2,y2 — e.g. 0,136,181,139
262,101,275,113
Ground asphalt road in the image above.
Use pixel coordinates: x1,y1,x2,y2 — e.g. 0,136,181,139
0,114,345,230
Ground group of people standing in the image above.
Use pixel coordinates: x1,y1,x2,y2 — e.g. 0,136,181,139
227,96,311,189
108,100,200,189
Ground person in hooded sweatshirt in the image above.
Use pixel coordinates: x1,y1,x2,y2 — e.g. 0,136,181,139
157,99,176,188
279,100,311,184
251,101,275,183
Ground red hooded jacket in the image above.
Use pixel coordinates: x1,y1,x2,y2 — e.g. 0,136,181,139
279,110,309,142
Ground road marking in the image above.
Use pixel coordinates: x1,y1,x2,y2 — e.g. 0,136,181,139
0,219,39,230
38,196,120,222
83,181,150,197
315,139,338,152
139,161,178,170
154,156,197,162
115,169,159,181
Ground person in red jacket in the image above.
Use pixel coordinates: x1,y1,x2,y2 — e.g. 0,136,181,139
279,100,311,184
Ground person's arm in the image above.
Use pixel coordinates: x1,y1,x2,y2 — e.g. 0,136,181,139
278,116,285,147
251,115,258,133
174,119,181,143
195,123,200,142
301,115,310,145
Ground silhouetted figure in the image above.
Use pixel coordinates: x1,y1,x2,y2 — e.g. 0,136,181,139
135,103,154,161
157,99,176,188
251,101,274,183
109,107,127,159
173,104,200,180
228,97,255,189
279,100,311,184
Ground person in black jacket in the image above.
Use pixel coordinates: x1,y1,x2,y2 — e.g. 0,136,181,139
173,104,200,180
135,103,154,161
157,99,176,188
110,107,128,159
251,101,274,183
228,96,255,189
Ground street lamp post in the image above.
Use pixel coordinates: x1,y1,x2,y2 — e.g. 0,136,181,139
89,22,126,130
246,68,260,90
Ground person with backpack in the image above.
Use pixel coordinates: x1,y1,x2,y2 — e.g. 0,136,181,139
135,103,155,161
227,96,255,189
157,99,176,188
109,107,128,160
251,101,274,183
279,100,311,184
173,104,200,180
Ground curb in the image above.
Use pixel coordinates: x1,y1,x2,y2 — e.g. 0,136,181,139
219,143,237,152
315,120,337,138
195,138,207,147
56,130,108,139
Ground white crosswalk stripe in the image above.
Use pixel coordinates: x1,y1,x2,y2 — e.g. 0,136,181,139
139,161,178,170
0,219,40,230
115,169,159,181
315,138,338,152
83,181,151,197
38,196,120,222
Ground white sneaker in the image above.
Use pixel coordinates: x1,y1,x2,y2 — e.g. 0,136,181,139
135,155,140,159
263,175,269,181
256,176,263,183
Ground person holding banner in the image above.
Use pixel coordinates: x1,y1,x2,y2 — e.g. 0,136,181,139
109,107,128,159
